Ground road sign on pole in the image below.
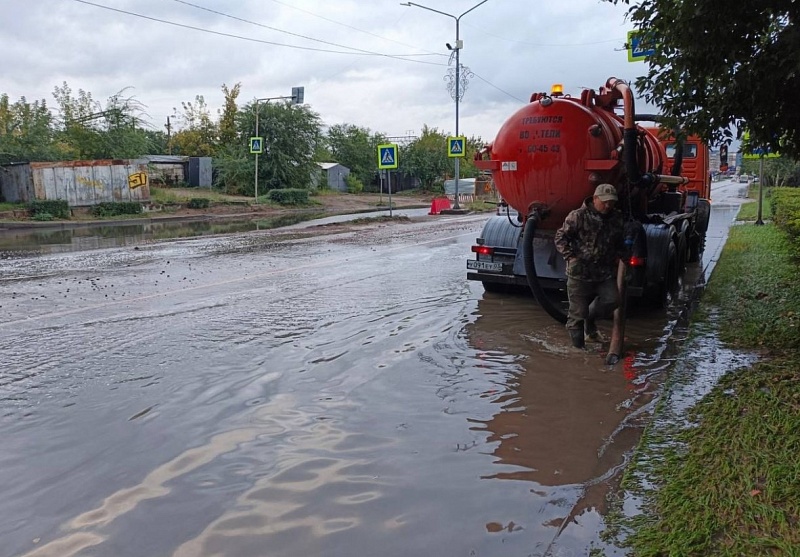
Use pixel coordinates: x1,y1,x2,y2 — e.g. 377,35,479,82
448,136,466,158
627,30,655,62
377,144,398,169
250,137,263,154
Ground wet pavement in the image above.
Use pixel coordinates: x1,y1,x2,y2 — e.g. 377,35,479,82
0,181,748,557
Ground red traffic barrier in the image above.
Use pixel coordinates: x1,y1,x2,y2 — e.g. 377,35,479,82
428,197,452,215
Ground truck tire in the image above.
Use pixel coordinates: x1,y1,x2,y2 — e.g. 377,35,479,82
676,230,687,273
644,240,678,308
687,198,711,263
688,233,705,263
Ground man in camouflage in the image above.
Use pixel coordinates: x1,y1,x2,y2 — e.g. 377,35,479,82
554,183,626,348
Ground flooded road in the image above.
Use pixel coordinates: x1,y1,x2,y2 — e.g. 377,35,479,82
0,182,747,557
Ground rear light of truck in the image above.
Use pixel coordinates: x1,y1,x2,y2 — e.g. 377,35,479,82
472,245,494,256
629,255,646,267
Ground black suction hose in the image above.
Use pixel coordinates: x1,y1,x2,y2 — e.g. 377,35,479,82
523,213,568,324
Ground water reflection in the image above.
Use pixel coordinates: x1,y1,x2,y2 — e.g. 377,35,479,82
0,213,324,257
464,294,654,487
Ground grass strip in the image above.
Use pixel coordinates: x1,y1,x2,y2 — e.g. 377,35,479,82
734,190,770,222
619,222,800,556
699,225,800,351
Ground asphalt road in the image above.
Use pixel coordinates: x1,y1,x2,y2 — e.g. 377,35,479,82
0,180,748,557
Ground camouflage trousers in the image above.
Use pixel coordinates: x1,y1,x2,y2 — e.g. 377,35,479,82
565,276,620,331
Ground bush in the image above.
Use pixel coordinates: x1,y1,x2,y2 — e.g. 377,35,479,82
187,197,211,209
29,199,70,220
771,187,800,246
32,212,54,221
266,188,309,206
90,202,144,217
345,174,364,194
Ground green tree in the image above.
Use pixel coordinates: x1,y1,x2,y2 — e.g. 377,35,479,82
457,134,484,180
0,94,57,162
214,100,323,195
51,83,153,159
52,82,103,159
213,142,253,195
741,155,800,187
142,129,170,155
171,95,218,156
218,83,241,149
237,100,322,192
99,88,154,158
324,124,386,186
611,0,800,158
399,126,451,191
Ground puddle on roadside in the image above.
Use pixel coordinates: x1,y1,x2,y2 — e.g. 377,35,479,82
0,213,325,257
600,316,759,552
460,221,745,557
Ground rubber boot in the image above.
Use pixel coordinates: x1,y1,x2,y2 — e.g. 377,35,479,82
568,328,585,349
585,317,604,342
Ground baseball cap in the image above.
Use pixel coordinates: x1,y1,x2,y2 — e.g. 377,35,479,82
594,183,618,202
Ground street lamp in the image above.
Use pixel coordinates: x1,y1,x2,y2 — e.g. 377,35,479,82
401,0,489,210
253,87,305,202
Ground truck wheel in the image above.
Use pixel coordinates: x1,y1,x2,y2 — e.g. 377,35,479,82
665,241,680,296
644,241,678,307
676,233,688,273
687,233,705,263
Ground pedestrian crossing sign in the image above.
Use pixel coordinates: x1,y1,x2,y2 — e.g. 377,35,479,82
627,30,655,62
377,143,398,169
250,137,263,154
448,136,466,158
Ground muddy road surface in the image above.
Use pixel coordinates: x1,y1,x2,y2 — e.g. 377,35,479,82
0,181,746,557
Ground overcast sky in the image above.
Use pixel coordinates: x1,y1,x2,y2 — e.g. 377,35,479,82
4,0,647,142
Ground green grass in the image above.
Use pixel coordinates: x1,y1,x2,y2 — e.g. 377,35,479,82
467,199,500,212
150,186,238,205
736,185,772,221
0,201,25,212
627,359,800,556
699,225,800,350
615,212,800,555
150,187,182,205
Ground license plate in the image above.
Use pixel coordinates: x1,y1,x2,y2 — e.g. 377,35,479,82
467,260,502,272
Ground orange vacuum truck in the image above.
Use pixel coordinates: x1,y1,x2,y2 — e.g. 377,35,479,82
470,77,711,364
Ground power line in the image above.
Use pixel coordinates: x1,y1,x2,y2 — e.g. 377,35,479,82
67,0,540,132
171,0,444,59
471,72,527,104
265,0,442,56
70,0,446,66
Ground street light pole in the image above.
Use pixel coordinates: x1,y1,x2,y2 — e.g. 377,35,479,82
253,87,306,203
254,98,268,203
401,0,489,210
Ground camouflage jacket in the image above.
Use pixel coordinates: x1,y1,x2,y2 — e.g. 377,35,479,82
554,198,625,281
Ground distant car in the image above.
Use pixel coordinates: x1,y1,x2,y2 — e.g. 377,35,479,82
753,176,759,183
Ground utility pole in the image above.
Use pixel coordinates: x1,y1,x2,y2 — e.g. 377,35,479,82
165,117,172,155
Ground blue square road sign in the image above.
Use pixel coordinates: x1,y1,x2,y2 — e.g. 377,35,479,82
448,136,466,158
378,144,398,169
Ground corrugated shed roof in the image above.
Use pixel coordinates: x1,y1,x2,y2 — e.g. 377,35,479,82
318,162,345,170
141,155,189,164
